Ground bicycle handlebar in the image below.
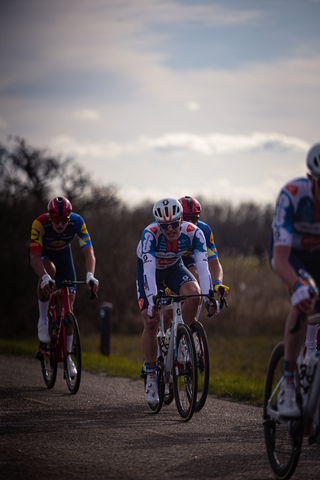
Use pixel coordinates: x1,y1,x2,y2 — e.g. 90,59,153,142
60,279,98,300
152,287,228,318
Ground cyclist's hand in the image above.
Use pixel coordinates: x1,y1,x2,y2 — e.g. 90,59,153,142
291,281,318,313
86,272,99,294
41,273,55,296
214,280,229,298
205,299,220,316
147,302,155,318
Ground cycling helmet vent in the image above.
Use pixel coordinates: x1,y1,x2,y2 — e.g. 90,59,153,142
152,198,182,223
47,196,72,217
178,196,202,216
307,143,320,178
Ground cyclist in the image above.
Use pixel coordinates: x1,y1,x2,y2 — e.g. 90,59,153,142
29,197,99,374
178,196,228,317
136,197,219,405
269,143,320,417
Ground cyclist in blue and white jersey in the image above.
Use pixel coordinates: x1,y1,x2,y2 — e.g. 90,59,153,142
269,143,320,417
136,198,219,405
178,196,228,319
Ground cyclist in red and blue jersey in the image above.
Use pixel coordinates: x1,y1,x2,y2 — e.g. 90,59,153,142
29,197,99,350
136,197,219,405
179,196,228,318
269,143,320,417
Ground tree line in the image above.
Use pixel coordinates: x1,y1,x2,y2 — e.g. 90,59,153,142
0,136,275,337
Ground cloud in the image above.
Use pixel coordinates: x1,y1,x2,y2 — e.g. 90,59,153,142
73,109,100,121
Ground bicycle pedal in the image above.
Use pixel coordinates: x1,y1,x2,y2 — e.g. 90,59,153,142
35,351,43,361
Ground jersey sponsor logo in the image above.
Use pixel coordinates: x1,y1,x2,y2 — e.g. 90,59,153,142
142,232,153,253
301,235,320,249
286,184,298,196
150,227,158,234
158,258,176,267
138,298,144,310
31,228,40,241
187,224,195,232
81,223,89,234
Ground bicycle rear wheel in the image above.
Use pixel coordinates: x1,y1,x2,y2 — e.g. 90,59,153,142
173,324,197,421
190,321,210,412
263,341,302,480
63,313,81,394
40,341,57,389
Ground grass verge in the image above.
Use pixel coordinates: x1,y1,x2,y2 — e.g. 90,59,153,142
0,334,282,405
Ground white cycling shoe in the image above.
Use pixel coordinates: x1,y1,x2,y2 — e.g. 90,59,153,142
67,357,77,378
145,379,159,405
277,383,301,417
38,324,51,344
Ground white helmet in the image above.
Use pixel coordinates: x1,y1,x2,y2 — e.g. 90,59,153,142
153,198,183,223
307,143,320,178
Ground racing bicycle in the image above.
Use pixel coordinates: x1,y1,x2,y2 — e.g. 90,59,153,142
142,289,219,421
263,311,320,480
35,279,96,394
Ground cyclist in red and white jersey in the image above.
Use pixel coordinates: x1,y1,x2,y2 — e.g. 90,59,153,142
29,197,99,347
269,143,320,417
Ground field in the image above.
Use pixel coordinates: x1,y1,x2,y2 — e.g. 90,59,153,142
1,256,292,405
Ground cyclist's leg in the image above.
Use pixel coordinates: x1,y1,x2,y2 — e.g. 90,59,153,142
165,261,200,325
179,281,201,325
136,257,160,404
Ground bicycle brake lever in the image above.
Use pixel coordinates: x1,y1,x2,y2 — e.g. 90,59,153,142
88,280,98,300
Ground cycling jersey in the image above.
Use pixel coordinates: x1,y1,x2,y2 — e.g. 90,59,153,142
137,221,212,308
30,213,92,254
272,177,320,251
182,219,218,260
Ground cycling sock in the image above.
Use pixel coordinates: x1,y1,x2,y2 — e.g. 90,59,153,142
145,361,156,381
195,303,202,321
283,360,296,386
67,335,73,353
37,299,49,327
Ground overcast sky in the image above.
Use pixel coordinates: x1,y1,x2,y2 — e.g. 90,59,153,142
1,0,320,207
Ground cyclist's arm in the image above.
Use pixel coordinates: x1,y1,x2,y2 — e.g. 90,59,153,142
272,245,298,294
208,257,223,285
82,246,99,293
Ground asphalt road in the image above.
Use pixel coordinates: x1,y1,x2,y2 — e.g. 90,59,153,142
0,355,319,480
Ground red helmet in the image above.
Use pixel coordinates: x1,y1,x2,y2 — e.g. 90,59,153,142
47,197,72,218
178,196,201,217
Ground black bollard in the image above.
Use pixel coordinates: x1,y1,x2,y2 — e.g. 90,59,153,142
100,302,112,356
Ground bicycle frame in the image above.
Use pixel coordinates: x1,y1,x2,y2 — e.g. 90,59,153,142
158,297,184,385
38,286,71,362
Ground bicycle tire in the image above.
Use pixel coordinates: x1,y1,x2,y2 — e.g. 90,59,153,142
173,324,197,421
190,321,210,412
40,341,57,389
63,312,82,394
143,358,164,414
263,341,302,480
163,382,174,405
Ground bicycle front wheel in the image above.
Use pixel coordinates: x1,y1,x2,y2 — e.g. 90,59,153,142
63,313,82,394
190,321,210,412
173,324,197,421
263,341,302,480
40,341,57,389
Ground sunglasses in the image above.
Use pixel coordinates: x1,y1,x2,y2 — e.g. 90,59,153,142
50,215,70,225
158,220,180,230
183,215,199,223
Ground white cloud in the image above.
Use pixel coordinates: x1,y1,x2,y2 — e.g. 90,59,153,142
73,109,100,121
